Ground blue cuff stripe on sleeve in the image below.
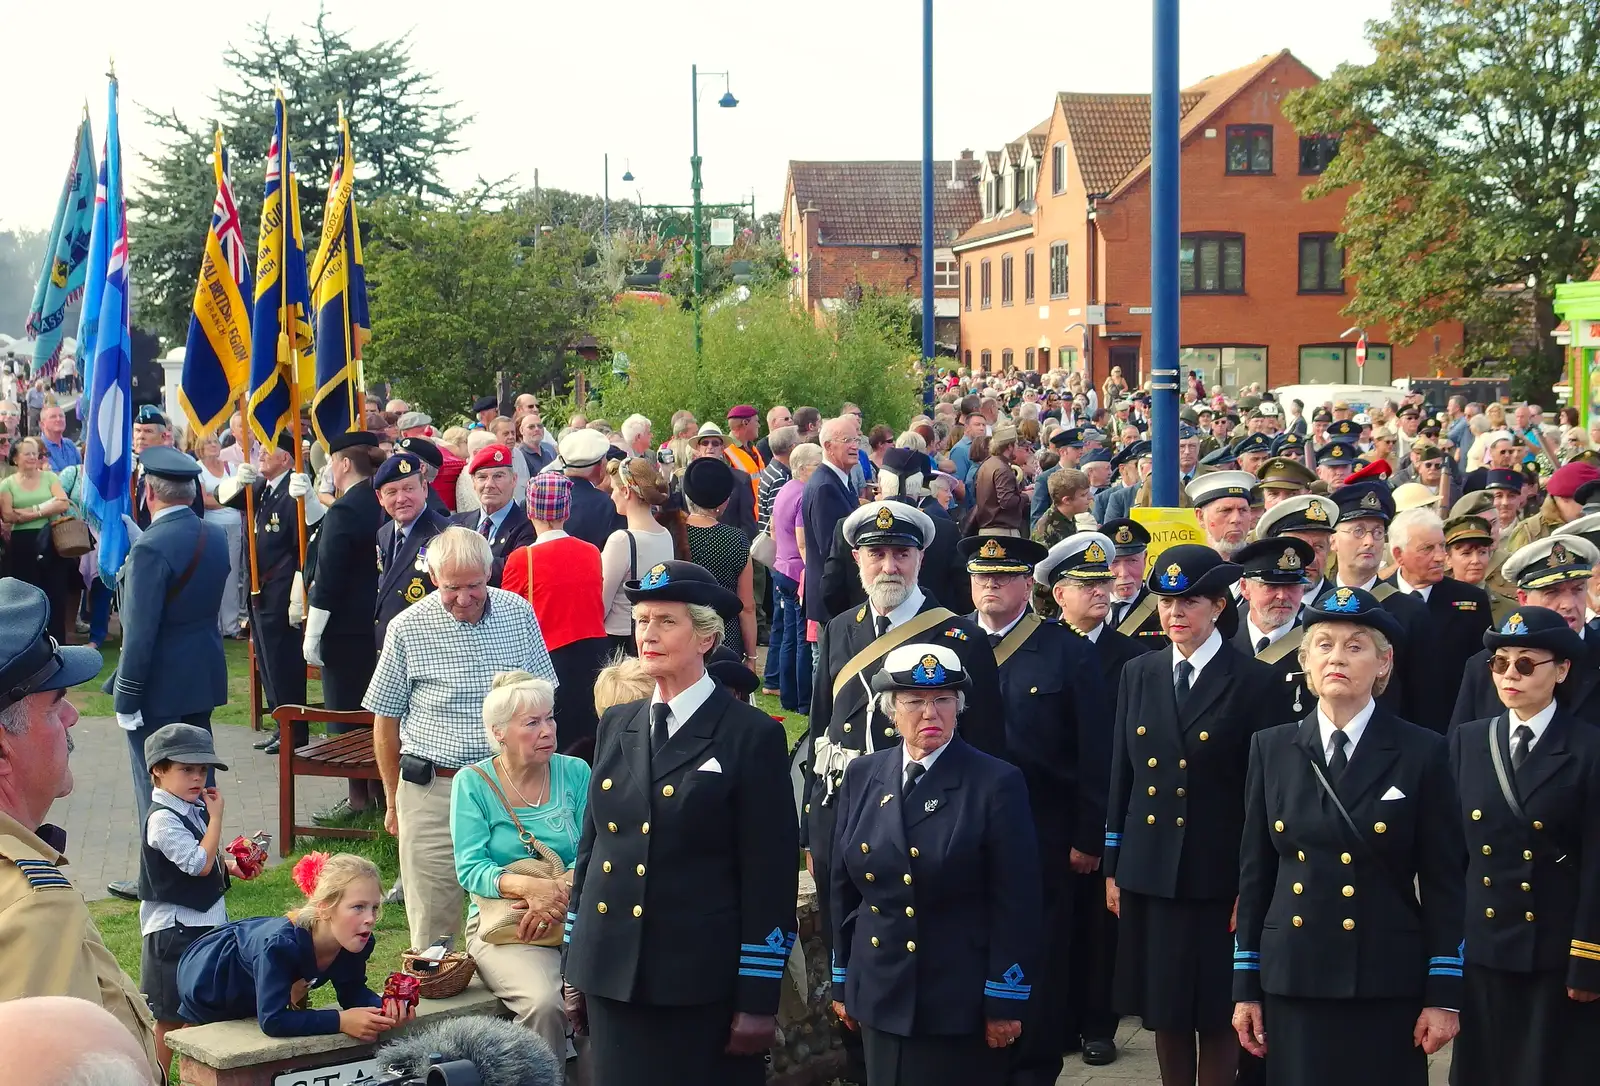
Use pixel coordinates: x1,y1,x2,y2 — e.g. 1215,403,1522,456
1428,967,1463,977
739,967,786,979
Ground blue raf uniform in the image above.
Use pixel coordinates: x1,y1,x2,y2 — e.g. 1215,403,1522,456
372,453,449,647
112,446,229,831
830,643,1042,1086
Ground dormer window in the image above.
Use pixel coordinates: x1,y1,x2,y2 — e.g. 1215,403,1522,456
1024,162,1036,204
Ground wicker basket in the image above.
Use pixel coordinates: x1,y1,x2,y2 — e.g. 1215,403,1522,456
401,949,477,999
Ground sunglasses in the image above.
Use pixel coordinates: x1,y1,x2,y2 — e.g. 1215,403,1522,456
1489,654,1557,677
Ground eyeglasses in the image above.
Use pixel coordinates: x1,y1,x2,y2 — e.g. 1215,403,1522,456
1337,525,1386,542
1489,654,1557,677
895,695,960,714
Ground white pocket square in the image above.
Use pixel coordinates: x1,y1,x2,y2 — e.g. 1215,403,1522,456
697,757,723,773
1380,786,1406,801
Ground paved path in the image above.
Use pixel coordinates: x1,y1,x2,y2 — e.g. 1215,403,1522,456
50,716,342,901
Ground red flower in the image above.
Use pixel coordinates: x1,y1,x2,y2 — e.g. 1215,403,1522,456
292,851,330,896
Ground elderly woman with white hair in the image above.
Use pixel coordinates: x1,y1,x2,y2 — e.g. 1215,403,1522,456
451,670,590,1061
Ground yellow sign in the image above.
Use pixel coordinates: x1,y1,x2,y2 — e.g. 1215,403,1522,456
1132,507,1204,578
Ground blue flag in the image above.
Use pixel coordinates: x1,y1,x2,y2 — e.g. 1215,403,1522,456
83,77,132,585
308,112,369,448
25,116,96,380
247,93,313,450
74,138,111,398
179,131,253,438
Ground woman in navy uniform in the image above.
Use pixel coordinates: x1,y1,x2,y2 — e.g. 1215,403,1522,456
1233,587,1465,1086
829,642,1042,1086
1102,544,1277,1086
562,560,798,1086
1449,606,1600,1086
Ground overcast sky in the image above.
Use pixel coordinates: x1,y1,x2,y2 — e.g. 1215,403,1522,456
1,0,1396,233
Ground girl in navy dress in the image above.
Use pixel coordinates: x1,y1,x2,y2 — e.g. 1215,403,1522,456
177,852,414,1040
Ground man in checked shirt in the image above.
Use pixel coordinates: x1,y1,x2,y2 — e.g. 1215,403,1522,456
363,526,559,951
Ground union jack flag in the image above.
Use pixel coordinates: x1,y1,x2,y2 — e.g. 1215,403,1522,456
179,130,255,438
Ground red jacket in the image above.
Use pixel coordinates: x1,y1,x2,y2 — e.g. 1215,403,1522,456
500,534,606,651
433,449,465,512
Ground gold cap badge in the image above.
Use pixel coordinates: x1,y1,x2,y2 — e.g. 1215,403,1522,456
1305,501,1328,522
1085,541,1107,564
1277,549,1301,570
398,460,412,474
875,506,896,530
979,539,1005,559
1114,525,1134,544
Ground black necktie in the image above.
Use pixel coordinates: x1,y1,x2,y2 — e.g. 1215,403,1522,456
1110,603,1124,626
1255,636,1270,655
478,517,493,539
988,631,1004,649
1511,724,1534,771
875,615,890,639
1175,659,1194,702
1328,729,1350,782
903,762,926,796
392,528,406,569
651,703,671,755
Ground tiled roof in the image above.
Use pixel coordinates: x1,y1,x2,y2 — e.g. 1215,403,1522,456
952,208,1034,248
986,150,1001,172
788,159,983,248
1028,132,1047,160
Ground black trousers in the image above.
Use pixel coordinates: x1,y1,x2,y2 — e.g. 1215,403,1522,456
550,636,609,763
1065,869,1118,1046
252,587,307,746
1008,868,1071,1085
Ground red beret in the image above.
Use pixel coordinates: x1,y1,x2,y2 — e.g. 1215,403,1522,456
727,405,757,420
1548,461,1600,499
468,443,514,475
1344,458,1392,484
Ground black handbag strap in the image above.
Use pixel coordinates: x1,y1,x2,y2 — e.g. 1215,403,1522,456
1306,748,1421,916
1488,714,1529,821
627,529,637,582
167,528,207,602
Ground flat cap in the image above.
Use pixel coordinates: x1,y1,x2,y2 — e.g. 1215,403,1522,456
396,411,432,431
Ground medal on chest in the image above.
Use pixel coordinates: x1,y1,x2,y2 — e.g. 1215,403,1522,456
414,544,428,572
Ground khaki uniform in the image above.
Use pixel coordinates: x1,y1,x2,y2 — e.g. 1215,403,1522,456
1483,499,1564,609
0,811,161,1083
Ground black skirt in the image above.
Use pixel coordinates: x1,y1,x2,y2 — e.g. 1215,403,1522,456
586,995,765,1086
1113,890,1233,1032
141,923,215,1020
860,1024,1006,1086
1453,963,1600,1086
1261,994,1423,1086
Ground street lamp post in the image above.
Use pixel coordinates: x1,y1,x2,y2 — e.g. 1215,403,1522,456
691,64,738,360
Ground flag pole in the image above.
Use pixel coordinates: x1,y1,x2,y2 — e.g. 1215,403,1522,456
224,122,262,602
278,92,308,579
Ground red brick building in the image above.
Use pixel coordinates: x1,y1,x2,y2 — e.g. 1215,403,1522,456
953,50,1464,393
781,157,982,347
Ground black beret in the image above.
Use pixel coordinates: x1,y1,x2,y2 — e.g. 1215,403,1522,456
395,436,443,469
625,560,742,617
1483,606,1585,661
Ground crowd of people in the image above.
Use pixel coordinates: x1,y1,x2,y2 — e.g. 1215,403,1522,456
3,365,1600,1086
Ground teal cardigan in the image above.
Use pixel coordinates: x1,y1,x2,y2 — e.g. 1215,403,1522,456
450,754,590,910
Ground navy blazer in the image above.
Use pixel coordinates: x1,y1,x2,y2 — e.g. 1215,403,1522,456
802,464,857,622
307,479,383,640
112,507,229,719
563,477,626,553
374,508,448,646
830,738,1042,1037
176,916,380,1036
450,501,535,587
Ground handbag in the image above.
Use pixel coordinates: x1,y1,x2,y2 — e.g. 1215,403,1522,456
467,764,568,947
49,516,92,558
749,527,777,568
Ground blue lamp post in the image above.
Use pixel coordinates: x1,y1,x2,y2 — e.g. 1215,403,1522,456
692,64,739,360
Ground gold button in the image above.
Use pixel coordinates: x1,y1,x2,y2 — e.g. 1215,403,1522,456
1176,787,1187,798
1297,851,1306,862
1483,845,1493,856
662,785,674,797
1293,882,1304,895
1524,850,1534,861
905,907,915,918
1342,885,1354,897
909,847,919,858
603,861,612,873
1147,814,1156,824
1275,820,1285,832
602,778,613,790
843,723,852,733
1533,821,1543,831
633,905,643,917
1179,759,1188,769
641,822,650,834
1374,822,1386,834
861,843,870,854
1199,731,1209,741
903,874,913,885
1137,726,1147,736
1525,912,1535,922
1342,918,1355,931
871,905,879,913
885,728,895,737
1030,686,1038,694
805,803,810,814
597,902,608,914
1485,908,1495,919
865,873,875,881
1521,882,1531,892
1175,817,1185,827
636,864,646,876
1148,757,1158,768
1484,877,1492,887
1471,809,1480,820
1148,786,1158,796
906,941,917,952
1341,852,1352,864
871,937,880,947
608,822,618,833
1292,916,1303,927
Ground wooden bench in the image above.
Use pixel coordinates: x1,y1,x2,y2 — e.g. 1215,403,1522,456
274,704,381,856
245,637,323,730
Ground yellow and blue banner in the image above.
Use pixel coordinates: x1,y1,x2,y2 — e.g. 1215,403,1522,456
308,111,369,448
247,92,312,449
179,130,254,438
25,114,96,379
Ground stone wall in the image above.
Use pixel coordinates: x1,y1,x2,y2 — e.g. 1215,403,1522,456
770,870,847,1085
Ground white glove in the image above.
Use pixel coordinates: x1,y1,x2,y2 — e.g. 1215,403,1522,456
115,711,144,731
120,514,143,543
288,572,306,628
234,463,261,487
287,472,312,499
300,486,326,526
303,606,331,668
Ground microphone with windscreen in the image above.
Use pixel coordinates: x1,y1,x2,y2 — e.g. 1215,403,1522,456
373,1014,563,1086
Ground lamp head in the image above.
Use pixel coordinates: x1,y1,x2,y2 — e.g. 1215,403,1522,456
622,170,634,182
718,91,739,108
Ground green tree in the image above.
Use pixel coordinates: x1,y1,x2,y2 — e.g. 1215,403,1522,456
1283,0,1600,373
130,7,467,341
361,196,603,420
580,288,919,433
0,228,48,337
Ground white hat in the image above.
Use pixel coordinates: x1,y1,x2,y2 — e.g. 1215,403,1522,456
1185,470,1257,507
842,500,936,549
692,421,727,445
1391,482,1441,512
558,428,609,469
1035,531,1117,586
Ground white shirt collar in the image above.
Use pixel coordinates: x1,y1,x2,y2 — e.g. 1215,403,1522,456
532,528,568,546
1337,572,1379,591
1318,698,1378,761
975,606,1028,638
902,740,950,778
1245,614,1294,651
1509,699,1559,749
1172,628,1223,682
1082,622,1104,643
151,504,186,523
825,461,852,487
1394,570,1432,602
649,669,717,740
873,587,927,630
